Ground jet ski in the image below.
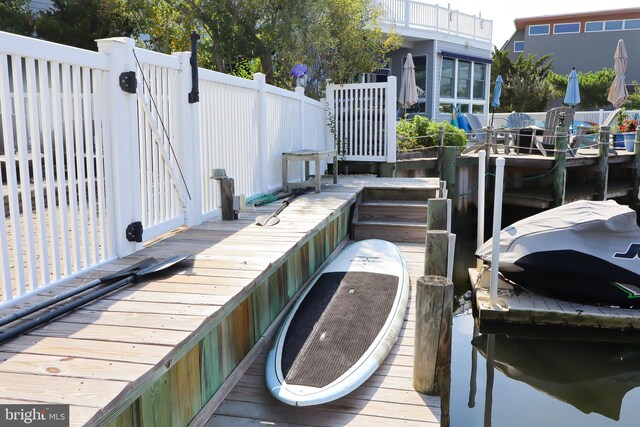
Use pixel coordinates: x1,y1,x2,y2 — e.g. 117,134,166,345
476,200,640,307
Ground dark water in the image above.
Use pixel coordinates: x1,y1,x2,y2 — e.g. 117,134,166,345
448,211,640,427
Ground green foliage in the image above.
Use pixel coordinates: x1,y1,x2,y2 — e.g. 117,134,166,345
35,0,148,51
149,0,401,96
396,116,467,151
490,47,553,112
0,0,35,36
547,68,615,109
626,81,640,109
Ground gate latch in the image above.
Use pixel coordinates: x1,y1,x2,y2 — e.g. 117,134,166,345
126,221,143,242
119,71,136,93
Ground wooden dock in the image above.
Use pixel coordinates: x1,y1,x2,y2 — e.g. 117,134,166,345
0,176,442,427
470,267,640,333
208,242,441,427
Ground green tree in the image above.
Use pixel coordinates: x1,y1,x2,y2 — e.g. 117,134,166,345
0,0,35,36
625,81,640,109
490,47,553,112
156,0,400,94
35,0,148,51
547,68,615,110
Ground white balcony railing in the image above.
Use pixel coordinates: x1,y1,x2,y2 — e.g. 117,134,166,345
379,0,492,42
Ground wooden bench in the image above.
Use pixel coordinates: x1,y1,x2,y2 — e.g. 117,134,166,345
282,149,338,193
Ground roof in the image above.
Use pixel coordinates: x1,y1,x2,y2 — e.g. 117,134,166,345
514,7,640,31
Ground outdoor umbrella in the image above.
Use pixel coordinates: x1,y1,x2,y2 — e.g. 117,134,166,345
564,67,580,130
490,75,502,127
608,39,629,108
398,53,418,115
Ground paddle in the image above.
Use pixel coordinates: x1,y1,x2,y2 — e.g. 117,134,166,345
0,257,158,328
0,255,190,343
255,198,292,226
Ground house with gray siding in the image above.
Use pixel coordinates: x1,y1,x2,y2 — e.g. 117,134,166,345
503,8,640,85
372,1,493,122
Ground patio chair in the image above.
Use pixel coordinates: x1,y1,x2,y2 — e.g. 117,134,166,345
569,108,621,155
462,113,512,154
506,112,534,128
531,107,575,156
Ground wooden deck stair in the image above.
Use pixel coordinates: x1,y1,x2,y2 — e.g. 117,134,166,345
352,187,436,243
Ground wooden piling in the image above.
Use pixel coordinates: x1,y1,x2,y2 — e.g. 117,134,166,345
440,146,458,198
413,275,453,397
596,126,610,201
553,124,568,207
220,178,235,220
424,230,449,277
427,198,448,231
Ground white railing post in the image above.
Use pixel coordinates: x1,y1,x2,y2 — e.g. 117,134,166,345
296,86,306,180
254,73,269,193
404,0,410,27
489,157,505,306
173,51,202,226
325,80,335,152
476,150,486,271
599,108,605,125
385,76,397,163
96,37,142,257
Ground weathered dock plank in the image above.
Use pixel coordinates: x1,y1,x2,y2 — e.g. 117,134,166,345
0,176,441,427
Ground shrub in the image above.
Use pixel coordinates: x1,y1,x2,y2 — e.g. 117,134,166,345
396,116,468,151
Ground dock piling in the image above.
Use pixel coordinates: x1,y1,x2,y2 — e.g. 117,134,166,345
633,128,640,210
476,151,486,271
413,275,453,397
553,123,568,207
489,157,505,305
596,126,610,201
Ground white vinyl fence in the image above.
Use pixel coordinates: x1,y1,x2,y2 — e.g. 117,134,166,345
0,31,328,307
326,79,397,163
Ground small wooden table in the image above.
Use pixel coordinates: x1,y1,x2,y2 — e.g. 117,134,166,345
282,149,338,193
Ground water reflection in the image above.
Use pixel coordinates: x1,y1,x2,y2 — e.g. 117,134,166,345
472,334,640,421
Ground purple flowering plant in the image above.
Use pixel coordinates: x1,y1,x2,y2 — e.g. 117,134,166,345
291,63,307,79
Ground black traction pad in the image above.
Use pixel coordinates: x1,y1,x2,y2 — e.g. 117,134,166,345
282,271,399,388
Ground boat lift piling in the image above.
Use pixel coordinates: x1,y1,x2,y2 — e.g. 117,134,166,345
489,157,506,306
476,151,486,271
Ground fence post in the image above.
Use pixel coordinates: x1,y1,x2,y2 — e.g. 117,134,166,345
553,123,568,207
174,51,202,226
385,76,397,163
254,73,270,192
596,126,610,201
296,86,306,180
96,37,142,257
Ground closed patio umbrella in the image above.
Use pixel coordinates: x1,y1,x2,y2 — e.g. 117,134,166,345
564,67,580,130
490,75,502,127
398,53,418,114
608,39,629,108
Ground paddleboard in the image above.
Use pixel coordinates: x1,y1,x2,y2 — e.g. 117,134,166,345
265,239,410,406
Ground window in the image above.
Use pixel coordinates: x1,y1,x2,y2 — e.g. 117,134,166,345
439,56,487,116
473,63,485,100
585,21,603,32
440,58,455,98
529,24,550,35
626,19,640,30
411,55,427,113
513,41,524,52
554,22,580,34
457,61,471,99
605,20,623,31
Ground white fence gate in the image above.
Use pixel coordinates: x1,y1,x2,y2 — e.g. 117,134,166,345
0,32,328,307
325,78,397,163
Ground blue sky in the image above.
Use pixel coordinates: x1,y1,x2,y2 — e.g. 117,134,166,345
448,1,638,48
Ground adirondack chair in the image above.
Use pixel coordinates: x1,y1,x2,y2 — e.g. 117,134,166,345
570,108,622,154
506,112,534,128
532,107,575,156
461,113,490,154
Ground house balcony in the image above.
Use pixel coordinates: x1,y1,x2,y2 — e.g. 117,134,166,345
378,0,493,50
